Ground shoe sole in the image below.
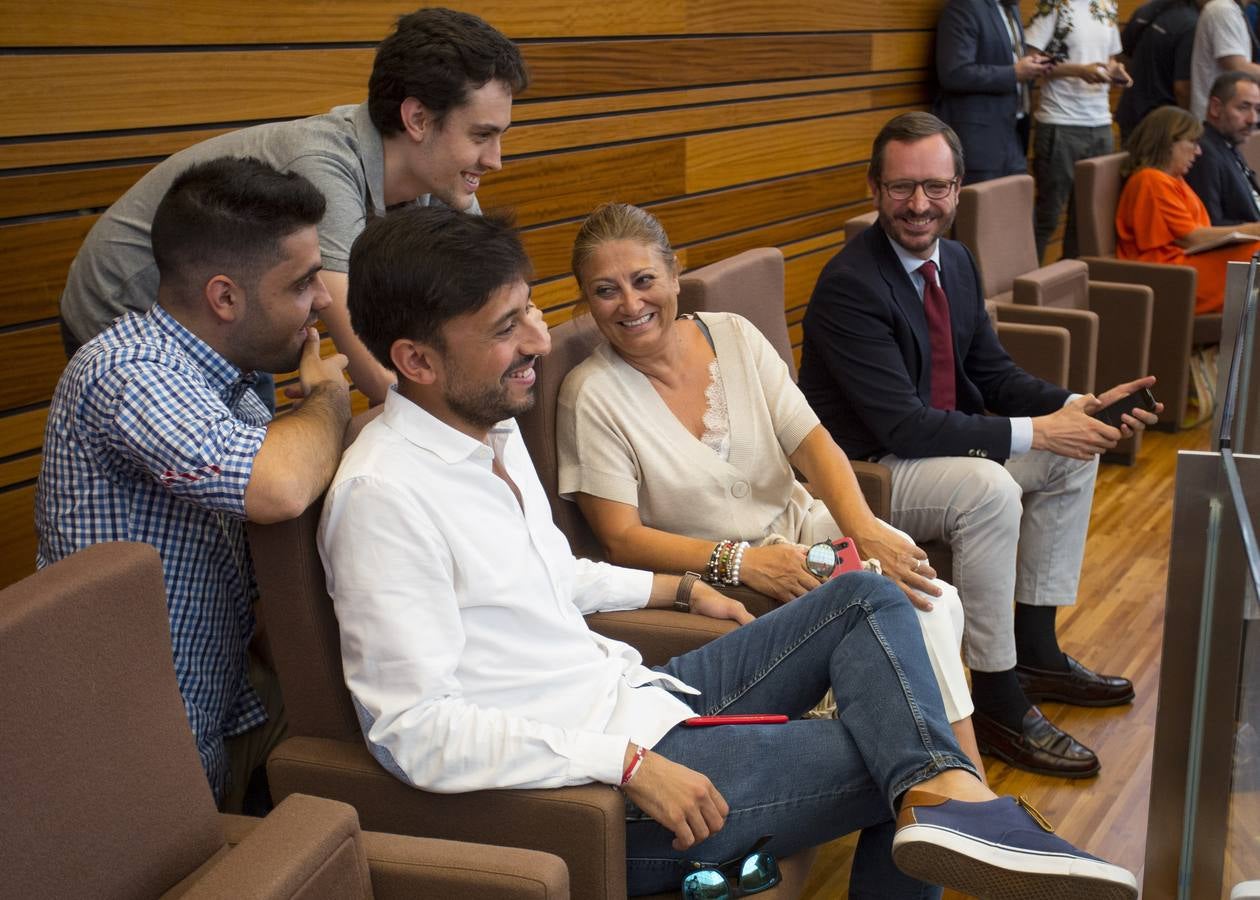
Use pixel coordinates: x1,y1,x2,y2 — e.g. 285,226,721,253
1018,688,1135,708
975,738,1101,779
892,823,1137,900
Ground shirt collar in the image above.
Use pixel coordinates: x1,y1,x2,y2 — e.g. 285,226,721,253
379,387,516,465
885,229,943,279
148,304,257,398
351,101,388,217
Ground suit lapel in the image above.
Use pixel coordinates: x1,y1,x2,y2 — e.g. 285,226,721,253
871,227,932,372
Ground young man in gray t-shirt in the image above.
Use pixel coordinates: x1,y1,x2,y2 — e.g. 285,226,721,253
60,7,527,406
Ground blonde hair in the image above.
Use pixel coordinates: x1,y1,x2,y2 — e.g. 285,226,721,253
1123,106,1204,176
570,202,675,288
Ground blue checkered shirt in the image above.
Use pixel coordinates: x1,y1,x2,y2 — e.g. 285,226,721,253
37,304,270,804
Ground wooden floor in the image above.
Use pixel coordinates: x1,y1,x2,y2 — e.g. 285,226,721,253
799,421,1214,900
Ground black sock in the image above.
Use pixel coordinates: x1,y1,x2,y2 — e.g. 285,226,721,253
971,668,1032,732
1014,604,1070,671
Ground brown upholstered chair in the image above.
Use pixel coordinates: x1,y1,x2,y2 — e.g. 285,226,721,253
249,496,732,900
1242,131,1260,182
1,541,569,900
844,209,878,243
250,409,817,898
1075,151,1216,429
843,206,1096,395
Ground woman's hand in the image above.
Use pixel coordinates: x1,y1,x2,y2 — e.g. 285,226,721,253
851,522,941,611
690,582,754,625
739,543,821,602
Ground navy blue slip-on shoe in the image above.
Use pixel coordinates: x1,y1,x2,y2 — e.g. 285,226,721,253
892,791,1137,900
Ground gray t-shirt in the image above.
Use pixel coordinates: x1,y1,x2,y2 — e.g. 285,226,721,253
60,102,479,346
1190,0,1255,119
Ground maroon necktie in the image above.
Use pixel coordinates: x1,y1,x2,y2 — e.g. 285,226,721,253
918,260,957,411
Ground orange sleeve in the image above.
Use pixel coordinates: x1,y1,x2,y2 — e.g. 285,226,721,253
1118,169,1203,252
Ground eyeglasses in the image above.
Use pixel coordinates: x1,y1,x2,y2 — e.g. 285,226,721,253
878,178,959,200
681,836,780,899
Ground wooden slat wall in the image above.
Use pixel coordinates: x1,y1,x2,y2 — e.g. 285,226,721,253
0,0,1144,588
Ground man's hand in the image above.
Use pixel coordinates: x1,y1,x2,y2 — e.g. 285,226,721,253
284,327,350,401
851,521,941,610
690,582,754,624
1031,395,1121,458
1015,52,1055,81
1106,59,1133,86
1091,375,1163,436
740,543,820,602
621,747,729,851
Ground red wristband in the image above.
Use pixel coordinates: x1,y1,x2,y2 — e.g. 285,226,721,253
621,744,648,785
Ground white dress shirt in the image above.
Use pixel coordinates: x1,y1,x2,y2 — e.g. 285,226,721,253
887,234,1035,456
318,389,697,793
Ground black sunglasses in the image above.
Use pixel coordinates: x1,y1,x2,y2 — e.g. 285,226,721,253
681,835,780,899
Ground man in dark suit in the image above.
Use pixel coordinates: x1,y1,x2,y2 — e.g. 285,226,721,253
799,112,1161,778
1186,71,1260,224
934,0,1054,183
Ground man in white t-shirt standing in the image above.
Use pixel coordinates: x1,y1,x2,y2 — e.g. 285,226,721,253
1024,0,1130,261
1190,0,1260,120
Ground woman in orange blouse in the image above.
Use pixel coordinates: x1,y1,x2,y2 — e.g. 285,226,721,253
1115,105,1260,315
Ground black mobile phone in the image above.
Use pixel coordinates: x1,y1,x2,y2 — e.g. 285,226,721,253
1091,387,1158,429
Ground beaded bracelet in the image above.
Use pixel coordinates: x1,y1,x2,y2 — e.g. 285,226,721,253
621,745,648,785
728,541,749,586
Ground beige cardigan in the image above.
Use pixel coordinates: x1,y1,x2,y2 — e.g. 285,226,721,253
557,312,838,545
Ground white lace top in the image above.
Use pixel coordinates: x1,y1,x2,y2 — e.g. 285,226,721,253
700,357,731,460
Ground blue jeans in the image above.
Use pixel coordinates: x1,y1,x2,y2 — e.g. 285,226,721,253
625,571,976,897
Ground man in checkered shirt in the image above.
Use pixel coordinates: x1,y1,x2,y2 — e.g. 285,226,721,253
36,157,352,811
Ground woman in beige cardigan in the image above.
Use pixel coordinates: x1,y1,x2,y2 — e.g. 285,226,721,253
557,202,982,769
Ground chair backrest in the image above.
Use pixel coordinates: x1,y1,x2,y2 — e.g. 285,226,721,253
955,174,1039,297
1243,131,1260,176
1,542,225,898
516,313,608,560
844,210,878,244
1074,152,1128,257
246,407,385,744
249,501,361,743
677,247,794,377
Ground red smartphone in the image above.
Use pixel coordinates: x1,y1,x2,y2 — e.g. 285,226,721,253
833,537,863,575
683,714,789,727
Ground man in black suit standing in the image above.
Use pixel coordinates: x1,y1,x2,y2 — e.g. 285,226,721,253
1186,71,1260,224
799,112,1161,778
934,0,1054,183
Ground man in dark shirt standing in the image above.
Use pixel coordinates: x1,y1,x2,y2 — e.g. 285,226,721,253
1115,0,1202,140
1186,71,1260,223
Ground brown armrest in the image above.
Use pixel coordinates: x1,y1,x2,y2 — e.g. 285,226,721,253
850,460,891,519
1085,281,1153,391
183,794,370,899
586,608,734,667
267,737,626,900
995,302,1099,394
1084,280,1154,464
1082,256,1195,428
994,322,1070,387
361,830,570,900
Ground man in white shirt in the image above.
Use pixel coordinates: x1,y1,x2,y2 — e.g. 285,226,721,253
1023,0,1131,260
1191,0,1260,119
317,205,1139,899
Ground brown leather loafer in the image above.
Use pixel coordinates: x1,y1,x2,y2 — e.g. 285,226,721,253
973,707,1101,778
1015,655,1135,707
